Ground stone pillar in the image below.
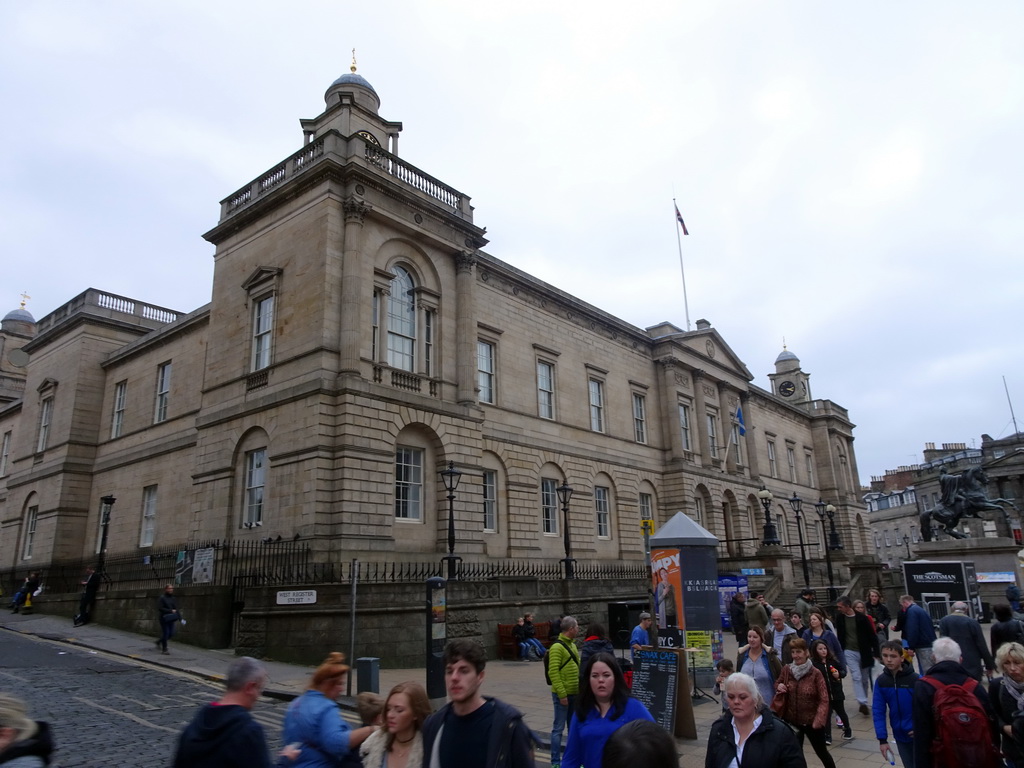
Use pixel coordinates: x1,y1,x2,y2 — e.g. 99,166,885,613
740,392,760,479
339,197,370,374
692,370,712,468
454,252,477,405
658,357,686,460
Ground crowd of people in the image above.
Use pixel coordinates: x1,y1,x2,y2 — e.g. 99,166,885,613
8,584,1024,768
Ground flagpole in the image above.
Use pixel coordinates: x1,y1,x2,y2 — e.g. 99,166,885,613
673,198,691,332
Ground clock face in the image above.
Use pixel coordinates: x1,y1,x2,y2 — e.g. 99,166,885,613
779,380,796,397
357,130,380,146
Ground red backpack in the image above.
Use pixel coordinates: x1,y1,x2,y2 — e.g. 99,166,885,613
920,675,1001,768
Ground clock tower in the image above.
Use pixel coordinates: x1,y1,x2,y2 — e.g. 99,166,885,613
769,344,811,403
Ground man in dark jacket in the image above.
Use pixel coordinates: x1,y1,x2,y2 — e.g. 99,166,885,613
74,565,101,626
156,584,180,654
421,639,534,768
729,592,749,643
765,609,797,664
900,594,937,674
873,640,918,768
173,656,270,768
938,601,995,681
835,595,879,715
912,637,998,768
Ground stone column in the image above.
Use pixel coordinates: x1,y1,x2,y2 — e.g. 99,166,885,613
339,197,370,374
692,370,713,468
454,252,477,405
741,392,761,478
658,357,686,460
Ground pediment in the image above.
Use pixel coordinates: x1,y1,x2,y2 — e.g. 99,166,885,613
241,267,283,292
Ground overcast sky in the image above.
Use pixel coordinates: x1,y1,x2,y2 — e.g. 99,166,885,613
2,2,1022,487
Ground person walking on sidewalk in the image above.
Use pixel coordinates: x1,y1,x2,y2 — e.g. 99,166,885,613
173,656,271,768
421,639,534,768
938,601,995,682
899,595,937,675
74,565,101,627
834,595,879,715
873,640,918,768
548,616,580,768
156,584,181,654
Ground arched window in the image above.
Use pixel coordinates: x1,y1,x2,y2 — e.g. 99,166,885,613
387,266,417,371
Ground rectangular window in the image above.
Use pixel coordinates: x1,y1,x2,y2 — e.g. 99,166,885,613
244,448,266,525
22,506,38,559
787,446,797,482
632,393,647,444
423,311,434,377
693,497,704,526
706,412,719,458
37,397,53,452
371,291,380,361
679,403,692,451
482,470,497,532
767,439,778,478
911,526,920,543
140,485,157,547
251,295,274,371
0,431,10,476
477,341,495,404
640,492,653,521
595,486,610,538
884,529,891,546
111,381,127,439
394,447,423,520
154,362,171,423
730,424,743,464
589,378,605,432
541,477,558,534
805,453,815,488
537,362,555,419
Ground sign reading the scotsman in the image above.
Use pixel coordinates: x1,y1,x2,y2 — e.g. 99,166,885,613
902,561,981,617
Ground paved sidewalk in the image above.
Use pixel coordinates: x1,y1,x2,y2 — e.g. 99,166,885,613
1,611,894,767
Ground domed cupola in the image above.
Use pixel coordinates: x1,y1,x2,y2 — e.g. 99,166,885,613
769,340,811,402
324,51,381,114
2,300,36,338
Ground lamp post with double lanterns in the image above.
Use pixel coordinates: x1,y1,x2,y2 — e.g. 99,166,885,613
757,486,781,546
97,495,117,576
787,493,811,587
557,482,575,579
439,462,462,580
903,533,911,560
813,499,842,602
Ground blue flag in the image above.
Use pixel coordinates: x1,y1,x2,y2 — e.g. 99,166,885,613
735,405,746,435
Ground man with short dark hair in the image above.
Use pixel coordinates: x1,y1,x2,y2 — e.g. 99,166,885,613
422,639,534,768
729,593,749,643
795,588,818,627
173,656,270,767
630,612,652,661
745,592,770,631
765,609,796,664
835,595,879,715
938,601,995,681
548,616,580,768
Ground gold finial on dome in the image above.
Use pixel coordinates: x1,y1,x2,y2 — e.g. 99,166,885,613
782,336,787,349
351,49,357,73
19,291,30,309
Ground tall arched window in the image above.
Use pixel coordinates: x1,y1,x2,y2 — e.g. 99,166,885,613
387,267,416,371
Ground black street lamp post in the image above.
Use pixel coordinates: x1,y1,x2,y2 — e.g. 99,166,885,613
903,533,911,560
97,495,116,576
758,487,781,546
814,499,842,602
557,482,575,579
439,462,462,580
788,493,811,587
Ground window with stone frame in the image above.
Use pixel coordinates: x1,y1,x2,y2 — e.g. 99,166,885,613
706,411,719,458
595,486,611,538
482,469,497,532
541,477,558,534
679,402,693,452
477,340,495,404
804,452,815,488
111,381,127,439
37,396,53,453
244,448,266,526
632,393,647,444
395,446,423,521
537,360,555,419
140,485,157,547
154,362,171,424
639,492,654,522
386,266,417,372
787,445,797,482
0,431,10,476
22,506,38,560
251,294,275,371
588,378,605,433
767,438,778,478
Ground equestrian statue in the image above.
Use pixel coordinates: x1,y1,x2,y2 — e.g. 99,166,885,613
920,466,1019,541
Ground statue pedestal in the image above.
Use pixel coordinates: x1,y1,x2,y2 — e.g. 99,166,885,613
756,545,794,587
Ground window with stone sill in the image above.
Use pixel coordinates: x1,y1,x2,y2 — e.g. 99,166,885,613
541,477,558,534
395,446,423,521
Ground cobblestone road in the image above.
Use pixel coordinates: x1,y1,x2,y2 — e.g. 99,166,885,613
1,630,313,767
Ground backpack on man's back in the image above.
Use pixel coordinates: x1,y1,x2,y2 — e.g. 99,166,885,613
543,638,577,686
920,675,1000,768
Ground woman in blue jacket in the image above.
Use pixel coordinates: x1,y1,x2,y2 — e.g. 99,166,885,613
562,652,654,768
282,652,376,767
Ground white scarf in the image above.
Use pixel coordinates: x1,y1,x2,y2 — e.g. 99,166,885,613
789,659,813,680
1002,675,1024,715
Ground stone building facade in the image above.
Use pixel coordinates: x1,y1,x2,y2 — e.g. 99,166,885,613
0,68,869,595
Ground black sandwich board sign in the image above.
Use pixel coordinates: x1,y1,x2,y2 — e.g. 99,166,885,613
902,560,981,619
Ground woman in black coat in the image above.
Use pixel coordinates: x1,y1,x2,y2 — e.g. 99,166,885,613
706,672,807,768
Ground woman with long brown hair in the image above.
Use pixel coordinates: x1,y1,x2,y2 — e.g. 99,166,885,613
737,625,782,706
360,682,431,768
772,638,835,768
281,652,376,767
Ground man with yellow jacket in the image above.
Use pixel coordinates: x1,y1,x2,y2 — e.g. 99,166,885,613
548,615,580,768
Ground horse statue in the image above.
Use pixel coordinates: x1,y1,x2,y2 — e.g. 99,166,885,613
920,466,1019,541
